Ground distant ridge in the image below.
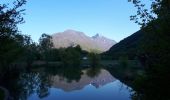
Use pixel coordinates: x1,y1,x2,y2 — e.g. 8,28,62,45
52,29,116,52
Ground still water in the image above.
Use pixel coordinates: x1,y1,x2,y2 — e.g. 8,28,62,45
18,68,132,100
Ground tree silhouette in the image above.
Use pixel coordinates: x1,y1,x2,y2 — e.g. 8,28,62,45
0,0,26,77
39,33,53,62
129,0,170,100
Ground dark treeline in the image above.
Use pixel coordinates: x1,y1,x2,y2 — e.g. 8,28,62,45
105,0,170,100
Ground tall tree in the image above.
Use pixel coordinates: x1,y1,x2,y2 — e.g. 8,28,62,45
39,33,53,61
21,35,39,67
0,0,26,71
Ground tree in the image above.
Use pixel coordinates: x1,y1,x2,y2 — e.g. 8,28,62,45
0,0,26,74
21,35,40,67
59,47,81,67
129,0,170,100
128,0,170,28
39,33,53,61
39,33,53,51
88,53,101,68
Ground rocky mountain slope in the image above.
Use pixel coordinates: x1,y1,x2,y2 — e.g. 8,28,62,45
52,29,116,52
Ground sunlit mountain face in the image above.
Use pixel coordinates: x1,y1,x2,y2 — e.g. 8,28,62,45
52,29,116,52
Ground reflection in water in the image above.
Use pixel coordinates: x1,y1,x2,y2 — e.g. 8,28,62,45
86,67,101,78
5,66,131,100
18,72,51,100
51,69,116,92
45,65,82,83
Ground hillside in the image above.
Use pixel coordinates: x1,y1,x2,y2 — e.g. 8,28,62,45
105,30,147,59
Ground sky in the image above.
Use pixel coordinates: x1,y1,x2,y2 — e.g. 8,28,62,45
1,0,149,42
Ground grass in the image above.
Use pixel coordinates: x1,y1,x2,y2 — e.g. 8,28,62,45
0,88,5,100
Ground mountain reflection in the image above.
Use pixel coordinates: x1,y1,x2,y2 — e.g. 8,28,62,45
14,66,121,100
51,69,116,92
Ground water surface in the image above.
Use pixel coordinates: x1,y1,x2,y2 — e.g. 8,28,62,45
19,68,132,100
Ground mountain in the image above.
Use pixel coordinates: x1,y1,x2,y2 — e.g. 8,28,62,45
52,29,116,52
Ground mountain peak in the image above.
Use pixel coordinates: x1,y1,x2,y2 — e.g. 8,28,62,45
92,33,101,39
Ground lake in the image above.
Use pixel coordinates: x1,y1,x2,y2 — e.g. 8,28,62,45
17,67,132,100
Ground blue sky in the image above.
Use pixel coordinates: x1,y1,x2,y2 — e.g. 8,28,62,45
1,0,150,42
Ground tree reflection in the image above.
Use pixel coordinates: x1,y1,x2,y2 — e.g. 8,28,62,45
0,68,22,100
18,72,51,100
1,63,103,100
86,67,101,78
19,73,40,100
45,65,82,83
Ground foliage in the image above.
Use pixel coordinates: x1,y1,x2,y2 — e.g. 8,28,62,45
128,0,170,100
18,35,40,66
39,33,53,51
59,46,82,67
39,33,53,61
43,49,60,61
0,0,26,76
88,52,101,67
128,0,170,28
